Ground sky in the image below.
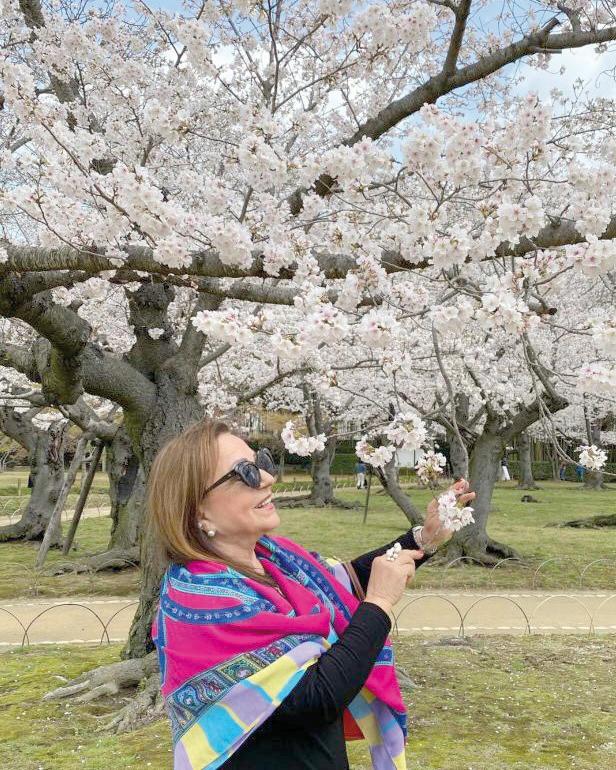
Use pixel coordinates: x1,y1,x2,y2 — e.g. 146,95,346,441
134,0,616,110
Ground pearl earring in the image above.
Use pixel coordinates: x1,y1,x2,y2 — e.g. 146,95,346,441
198,520,215,537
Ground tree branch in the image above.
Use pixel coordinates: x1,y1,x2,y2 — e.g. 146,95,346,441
237,366,309,404
288,17,616,213
5,199,616,284
0,292,156,417
58,399,120,442
442,0,472,77
174,293,222,378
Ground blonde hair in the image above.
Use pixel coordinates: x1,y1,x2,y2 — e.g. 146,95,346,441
146,418,276,586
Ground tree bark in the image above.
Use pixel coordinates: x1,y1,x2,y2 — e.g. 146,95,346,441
51,427,145,571
106,427,145,553
516,431,539,489
583,412,605,490
309,435,336,504
375,454,423,526
300,385,344,506
447,429,469,479
445,393,471,479
122,372,204,659
0,419,67,544
550,443,561,481
437,425,521,565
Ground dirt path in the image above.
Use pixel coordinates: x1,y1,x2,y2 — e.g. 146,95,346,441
2,590,615,647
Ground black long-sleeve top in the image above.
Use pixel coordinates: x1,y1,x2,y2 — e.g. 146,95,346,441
222,528,428,770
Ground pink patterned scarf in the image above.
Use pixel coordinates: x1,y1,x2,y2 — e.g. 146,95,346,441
152,533,407,770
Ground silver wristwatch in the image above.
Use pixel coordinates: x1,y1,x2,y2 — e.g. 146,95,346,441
412,525,438,556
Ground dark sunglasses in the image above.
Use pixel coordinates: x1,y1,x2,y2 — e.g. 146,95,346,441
204,448,277,495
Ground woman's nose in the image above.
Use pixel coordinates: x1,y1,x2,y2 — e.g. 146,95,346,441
260,468,277,486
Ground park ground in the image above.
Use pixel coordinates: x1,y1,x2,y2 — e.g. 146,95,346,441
1,475,615,768
1,477,615,596
2,635,615,770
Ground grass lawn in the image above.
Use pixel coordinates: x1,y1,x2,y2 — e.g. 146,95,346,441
1,480,614,598
1,634,615,770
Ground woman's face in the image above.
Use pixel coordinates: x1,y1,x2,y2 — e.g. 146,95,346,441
199,433,280,540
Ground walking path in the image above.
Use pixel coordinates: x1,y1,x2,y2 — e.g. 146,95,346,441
2,590,615,647
0,486,323,524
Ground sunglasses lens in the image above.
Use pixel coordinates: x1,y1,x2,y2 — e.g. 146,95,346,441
257,449,277,476
238,462,261,488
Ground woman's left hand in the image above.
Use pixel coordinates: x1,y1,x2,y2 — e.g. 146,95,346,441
422,478,476,548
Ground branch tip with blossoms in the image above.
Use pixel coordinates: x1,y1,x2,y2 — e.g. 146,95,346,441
281,420,326,457
436,490,475,532
355,411,428,469
577,444,608,471
415,450,447,486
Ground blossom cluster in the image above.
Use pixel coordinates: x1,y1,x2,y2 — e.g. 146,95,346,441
354,412,428,469
353,3,436,53
192,309,254,344
593,317,616,356
437,491,475,532
384,412,427,450
431,301,475,333
576,364,615,397
577,444,608,471
566,240,616,275
415,451,447,486
281,421,326,456
355,438,395,468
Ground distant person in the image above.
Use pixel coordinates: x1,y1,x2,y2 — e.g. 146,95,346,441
575,463,585,482
559,462,567,481
355,460,367,489
500,456,511,482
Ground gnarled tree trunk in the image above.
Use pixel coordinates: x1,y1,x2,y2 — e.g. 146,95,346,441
276,387,357,510
437,424,521,566
107,427,145,553
0,417,67,545
516,431,539,490
67,427,145,570
123,373,205,659
309,434,336,504
583,404,606,490
447,429,469,480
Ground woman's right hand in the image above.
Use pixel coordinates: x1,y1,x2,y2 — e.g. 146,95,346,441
364,549,424,615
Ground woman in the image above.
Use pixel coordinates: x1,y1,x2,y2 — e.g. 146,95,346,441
149,419,474,770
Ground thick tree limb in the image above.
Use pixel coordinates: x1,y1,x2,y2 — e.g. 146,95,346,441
59,399,120,442
330,20,616,148
173,293,222,382
289,17,616,212
0,329,155,419
5,205,616,284
35,432,90,567
197,277,378,307
0,342,40,382
0,405,39,453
